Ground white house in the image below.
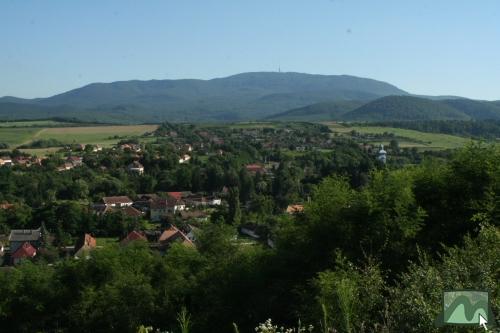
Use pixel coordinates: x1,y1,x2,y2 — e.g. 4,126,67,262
128,161,144,175
150,197,186,222
0,156,13,167
179,154,191,164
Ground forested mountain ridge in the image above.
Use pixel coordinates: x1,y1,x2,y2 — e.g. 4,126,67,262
0,72,407,122
269,96,500,122
440,98,500,120
341,96,471,121
3,72,499,123
266,100,364,121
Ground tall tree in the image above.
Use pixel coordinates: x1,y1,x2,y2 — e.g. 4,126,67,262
227,187,242,225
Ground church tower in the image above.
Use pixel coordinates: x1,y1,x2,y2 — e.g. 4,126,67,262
377,144,387,164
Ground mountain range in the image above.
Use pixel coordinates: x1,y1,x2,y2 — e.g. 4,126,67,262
1,72,499,123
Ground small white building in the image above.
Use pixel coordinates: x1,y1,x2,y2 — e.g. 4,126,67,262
0,156,13,167
150,197,186,222
128,161,144,175
179,154,191,164
209,197,222,206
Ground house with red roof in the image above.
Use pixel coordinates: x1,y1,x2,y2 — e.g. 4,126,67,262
286,204,304,214
121,206,144,218
167,192,183,201
74,234,97,259
102,196,133,207
158,226,194,249
120,230,147,246
11,242,37,265
66,156,83,167
245,163,265,175
93,203,143,220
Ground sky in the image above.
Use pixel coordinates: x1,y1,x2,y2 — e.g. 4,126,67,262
1,0,499,100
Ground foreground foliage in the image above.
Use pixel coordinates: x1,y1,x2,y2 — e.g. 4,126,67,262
0,144,499,332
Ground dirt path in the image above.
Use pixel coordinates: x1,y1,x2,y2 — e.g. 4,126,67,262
19,128,46,146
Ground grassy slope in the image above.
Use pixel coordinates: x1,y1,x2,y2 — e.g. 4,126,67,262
36,125,158,146
327,123,473,149
0,128,42,146
0,125,158,155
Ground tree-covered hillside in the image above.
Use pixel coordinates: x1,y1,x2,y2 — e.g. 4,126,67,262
0,72,407,122
267,100,364,121
440,99,500,120
342,96,471,121
268,97,500,123
368,119,500,139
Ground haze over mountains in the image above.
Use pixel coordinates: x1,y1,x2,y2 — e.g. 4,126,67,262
1,72,499,123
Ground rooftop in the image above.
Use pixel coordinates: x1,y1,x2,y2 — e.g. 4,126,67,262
102,196,133,205
11,242,37,259
9,228,42,242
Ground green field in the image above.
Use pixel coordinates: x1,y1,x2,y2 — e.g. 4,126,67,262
0,124,158,146
0,128,41,145
35,125,158,145
0,124,158,155
326,122,474,149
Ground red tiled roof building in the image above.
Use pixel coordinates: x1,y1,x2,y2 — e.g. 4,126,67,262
120,230,147,246
11,242,37,264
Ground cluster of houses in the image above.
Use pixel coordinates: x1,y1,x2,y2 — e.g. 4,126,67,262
0,155,43,167
0,138,195,175
118,143,141,152
0,152,85,172
120,225,195,248
93,192,221,222
0,224,196,267
57,155,84,171
221,126,333,151
0,197,303,267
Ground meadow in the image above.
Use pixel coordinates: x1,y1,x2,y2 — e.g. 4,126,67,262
0,124,158,155
0,127,41,146
35,125,158,145
326,122,474,150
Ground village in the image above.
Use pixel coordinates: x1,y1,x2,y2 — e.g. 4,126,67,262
1,123,343,267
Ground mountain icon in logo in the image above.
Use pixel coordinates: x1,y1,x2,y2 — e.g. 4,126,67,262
444,293,488,324
435,290,497,328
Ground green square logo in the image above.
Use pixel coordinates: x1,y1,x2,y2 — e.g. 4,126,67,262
443,291,489,325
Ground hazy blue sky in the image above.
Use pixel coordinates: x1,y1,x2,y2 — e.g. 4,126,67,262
1,0,499,99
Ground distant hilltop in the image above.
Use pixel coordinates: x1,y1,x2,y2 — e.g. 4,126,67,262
1,72,499,123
